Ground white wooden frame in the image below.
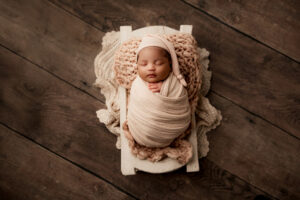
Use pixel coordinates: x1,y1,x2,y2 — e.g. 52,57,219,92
119,25,199,175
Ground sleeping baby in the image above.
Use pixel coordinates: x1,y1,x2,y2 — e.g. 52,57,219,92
127,34,191,148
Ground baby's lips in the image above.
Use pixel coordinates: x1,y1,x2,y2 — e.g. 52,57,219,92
147,74,157,78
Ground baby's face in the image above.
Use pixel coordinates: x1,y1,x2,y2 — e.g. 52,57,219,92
137,46,171,83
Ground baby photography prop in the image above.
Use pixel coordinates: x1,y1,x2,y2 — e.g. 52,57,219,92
94,25,222,175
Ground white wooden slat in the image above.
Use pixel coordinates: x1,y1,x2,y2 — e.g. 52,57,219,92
120,26,136,175
179,25,200,172
180,25,193,34
186,112,200,172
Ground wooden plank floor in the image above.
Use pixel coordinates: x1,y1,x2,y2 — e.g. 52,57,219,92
0,0,299,199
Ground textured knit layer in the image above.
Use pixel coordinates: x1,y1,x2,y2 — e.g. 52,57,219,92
94,31,222,164
128,73,191,148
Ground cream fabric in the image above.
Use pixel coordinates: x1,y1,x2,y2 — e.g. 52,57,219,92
94,30,222,159
127,72,191,147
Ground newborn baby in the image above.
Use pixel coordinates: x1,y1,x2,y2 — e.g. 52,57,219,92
137,45,170,93
127,34,191,148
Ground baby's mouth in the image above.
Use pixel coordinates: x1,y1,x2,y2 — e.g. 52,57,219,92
147,74,156,78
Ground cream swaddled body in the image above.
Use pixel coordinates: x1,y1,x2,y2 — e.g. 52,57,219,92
128,72,191,147
127,34,191,148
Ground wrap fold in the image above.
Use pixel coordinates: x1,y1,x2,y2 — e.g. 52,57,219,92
127,72,191,148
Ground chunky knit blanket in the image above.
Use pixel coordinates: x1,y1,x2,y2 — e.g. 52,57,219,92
94,31,222,164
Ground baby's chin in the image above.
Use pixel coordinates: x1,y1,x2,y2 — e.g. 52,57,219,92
142,76,162,83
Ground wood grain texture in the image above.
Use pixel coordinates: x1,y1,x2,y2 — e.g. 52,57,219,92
0,125,134,200
0,44,272,199
184,0,300,61
1,0,298,199
207,92,300,199
0,0,104,101
48,0,300,141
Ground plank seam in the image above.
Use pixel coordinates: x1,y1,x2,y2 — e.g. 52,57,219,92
0,122,139,200
48,0,299,64
180,0,300,64
44,0,300,139
44,0,300,137
201,157,279,200
49,0,298,64
1,42,297,142
211,90,300,141
0,122,277,200
47,0,107,33
0,43,104,104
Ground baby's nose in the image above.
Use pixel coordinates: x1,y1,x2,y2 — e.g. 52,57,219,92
148,63,155,70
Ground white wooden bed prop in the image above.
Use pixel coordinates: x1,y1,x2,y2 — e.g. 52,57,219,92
119,25,200,175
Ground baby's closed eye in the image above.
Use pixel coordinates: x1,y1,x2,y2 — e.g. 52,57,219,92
155,60,164,65
138,61,147,66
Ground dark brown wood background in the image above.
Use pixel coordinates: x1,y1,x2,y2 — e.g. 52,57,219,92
0,0,299,199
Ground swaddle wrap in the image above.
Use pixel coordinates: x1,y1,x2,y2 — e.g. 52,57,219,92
127,72,191,148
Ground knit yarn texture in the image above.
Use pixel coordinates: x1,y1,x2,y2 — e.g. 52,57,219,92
94,31,222,164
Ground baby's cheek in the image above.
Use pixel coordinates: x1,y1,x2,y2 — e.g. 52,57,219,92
137,68,145,77
160,67,171,79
